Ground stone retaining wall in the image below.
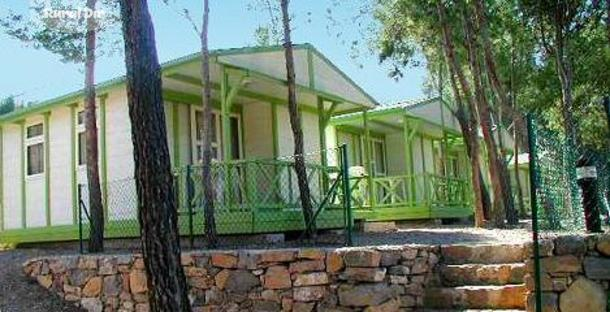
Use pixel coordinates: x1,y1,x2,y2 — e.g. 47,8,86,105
23,245,440,311
524,234,610,312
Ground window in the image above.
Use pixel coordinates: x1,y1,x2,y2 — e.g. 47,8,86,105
192,109,242,163
76,110,86,166
371,139,386,176
336,130,363,166
26,123,44,176
194,110,220,162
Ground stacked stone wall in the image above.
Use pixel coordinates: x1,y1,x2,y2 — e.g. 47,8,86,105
524,234,610,312
23,245,440,311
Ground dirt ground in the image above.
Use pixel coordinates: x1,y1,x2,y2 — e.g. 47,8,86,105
0,247,82,312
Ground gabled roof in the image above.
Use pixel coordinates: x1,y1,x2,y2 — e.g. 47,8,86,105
0,43,378,123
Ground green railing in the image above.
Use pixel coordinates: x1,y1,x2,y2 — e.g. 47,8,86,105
350,173,472,219
172,159,347,235
175,159,341,212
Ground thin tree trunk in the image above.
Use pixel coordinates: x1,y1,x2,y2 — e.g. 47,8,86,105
437,0,485,227
85,0,104,253
509,39,526,217
553,13,579,215
280,0,315,238
514,120,525,216
473,0,517,224
118,1,191,310
463,8,505,227
200,0,217,248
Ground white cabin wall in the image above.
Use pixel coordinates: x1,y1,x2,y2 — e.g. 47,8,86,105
277,106,321,163
2,124,22,229
325,126,338,166
243,101,274,159
49,106,73,226
104,89,137,221
164,101,174,165
386,132,406,176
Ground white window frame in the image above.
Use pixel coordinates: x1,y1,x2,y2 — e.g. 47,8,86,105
25,121,45,178
76,110,86,167
190,106,243,163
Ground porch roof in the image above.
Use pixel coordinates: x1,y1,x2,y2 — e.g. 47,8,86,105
0,43,377,124
330,97,462,138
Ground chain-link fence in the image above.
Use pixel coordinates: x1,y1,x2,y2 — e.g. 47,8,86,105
527,114,610,234
527,113,610,312
78,145,354,252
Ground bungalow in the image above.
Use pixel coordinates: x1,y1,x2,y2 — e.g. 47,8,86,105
0,44,377,244
0,44,498,245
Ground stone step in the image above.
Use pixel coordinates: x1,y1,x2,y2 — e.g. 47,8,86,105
423,284,527,310
441,244,527,265
440,263,526,286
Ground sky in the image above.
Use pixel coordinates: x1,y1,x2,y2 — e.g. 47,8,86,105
0,0,428,106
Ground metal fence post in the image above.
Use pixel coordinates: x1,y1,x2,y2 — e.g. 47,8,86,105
527,114,542,312
340,144,353,246
186,165,194,249
78,184,83,254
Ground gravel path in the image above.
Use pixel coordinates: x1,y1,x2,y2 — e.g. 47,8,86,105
0,248,82,312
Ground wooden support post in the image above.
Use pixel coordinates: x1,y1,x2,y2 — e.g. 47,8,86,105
363,111,375,208
220,65,231,161
317,97,329,192
402,114,413,206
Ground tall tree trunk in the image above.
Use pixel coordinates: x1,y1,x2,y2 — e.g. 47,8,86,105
200,0,217,248
514,119,525,216
85,0,104,252
509,39,526,217
473,0,517,224
553,14,579,214
118,1,191,311
463,8,506,227
280,0,315,238
437,0,485,227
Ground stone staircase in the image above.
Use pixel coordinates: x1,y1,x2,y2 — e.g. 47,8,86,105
423,244,528,311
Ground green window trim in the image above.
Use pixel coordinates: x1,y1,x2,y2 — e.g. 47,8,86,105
43,113,51,227
0,126,3,232
70,105,77,225
19,122,26,228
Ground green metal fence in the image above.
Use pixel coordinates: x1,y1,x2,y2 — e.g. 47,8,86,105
78,145,354,252
527,114,610,312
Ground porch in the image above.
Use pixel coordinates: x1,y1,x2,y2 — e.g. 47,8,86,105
172,158,347,235
329,98,474,221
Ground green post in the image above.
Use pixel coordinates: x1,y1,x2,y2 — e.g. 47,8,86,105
0,126,3,232
402,114,413,206
70,105,78,224
527,114,542,312
186,165,194,247
20,121,26,229
340,143,352,246
99,95,108,224
43,113,51,226
363,111,375,208
318,97,329,192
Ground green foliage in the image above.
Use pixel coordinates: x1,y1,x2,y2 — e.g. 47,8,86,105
0,0,121,64
248,0,283,47
372,0,609,152
0,96,16,115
